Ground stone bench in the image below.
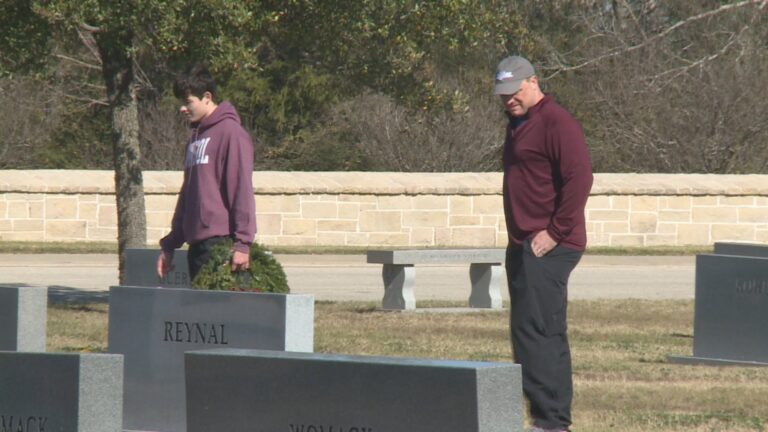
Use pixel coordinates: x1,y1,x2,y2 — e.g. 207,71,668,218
367,249,506,310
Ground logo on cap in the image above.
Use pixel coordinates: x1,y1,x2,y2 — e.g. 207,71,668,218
496,71,515,82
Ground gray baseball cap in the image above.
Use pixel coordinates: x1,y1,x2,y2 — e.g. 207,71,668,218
494,56,535,95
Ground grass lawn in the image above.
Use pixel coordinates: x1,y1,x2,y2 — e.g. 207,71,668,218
49,299,768,432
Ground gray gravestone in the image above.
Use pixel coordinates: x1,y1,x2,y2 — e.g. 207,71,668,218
108,285,314,432
669,254,768,366
0,285,47,351
713,241,768,258
186,349,523,432
367,249,505,310
0,351,123,432
125,248,191,287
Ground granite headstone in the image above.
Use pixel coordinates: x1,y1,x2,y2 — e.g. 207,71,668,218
0,351,123,432
125,248,191,287
0,285,47,351
108,285,314,432
669,253,768,366
713,241,768,258
185,348,523,432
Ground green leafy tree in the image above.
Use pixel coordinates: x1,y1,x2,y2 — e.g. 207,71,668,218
3,1,532,271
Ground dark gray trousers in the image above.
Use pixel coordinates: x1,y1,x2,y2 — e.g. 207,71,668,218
506,241,582,431
187,236,229,281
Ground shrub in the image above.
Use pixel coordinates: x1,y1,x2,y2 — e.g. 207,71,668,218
191,240,289,293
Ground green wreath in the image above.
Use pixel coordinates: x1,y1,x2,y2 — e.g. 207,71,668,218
191,240,289,293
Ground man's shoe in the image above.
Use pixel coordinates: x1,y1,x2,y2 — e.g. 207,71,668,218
527,426,569,432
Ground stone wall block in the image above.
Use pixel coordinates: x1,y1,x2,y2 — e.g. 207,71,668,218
282,219,317,236
368,232,410,246
611,196,630,209
98,204,118,227
692,207,738,223
662,196,692,210
450,196,473,215
256,214,282,236
739,207,768,223
79,202,98,221
301,201,338,219
589,210,629,221
255,195,300,213
659,210,691,222
377,196,412,210
450,215,482,226
610,234,645,247
410,228,435,246
677,224,710,245
46,220,87,239
338,203,360,220
413,196,448,210
360,211,402,232
711,224,756,242
13,219,44,232
317,220,358,232
719,196,755,206
586,195,611,209
451,227,496,247
630,213,658,234
402,211,448,228
316,232,346,246
630,196,659,212
45,196,79,219
472,196,502,215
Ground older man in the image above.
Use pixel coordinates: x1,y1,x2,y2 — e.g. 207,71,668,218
494,56,593,432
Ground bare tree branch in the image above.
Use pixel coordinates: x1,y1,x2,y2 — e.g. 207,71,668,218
54,53,101,70
544,0,765,78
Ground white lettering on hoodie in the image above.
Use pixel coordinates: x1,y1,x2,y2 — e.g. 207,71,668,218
185,137,210,167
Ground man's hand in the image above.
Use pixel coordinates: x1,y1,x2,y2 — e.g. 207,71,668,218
231,250,250,272
531,230,557,257
157,250,175,278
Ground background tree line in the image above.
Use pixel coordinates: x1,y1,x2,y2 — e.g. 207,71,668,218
1,0,765,280
4,0,765,175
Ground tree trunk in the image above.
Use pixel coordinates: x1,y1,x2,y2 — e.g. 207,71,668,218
98,33,147,284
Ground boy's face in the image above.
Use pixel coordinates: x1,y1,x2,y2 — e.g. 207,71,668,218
179,92,214,123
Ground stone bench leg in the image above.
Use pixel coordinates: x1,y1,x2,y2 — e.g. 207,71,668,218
468,263,503,309
381,264,416,310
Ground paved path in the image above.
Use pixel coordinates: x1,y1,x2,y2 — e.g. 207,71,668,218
0,253,695,303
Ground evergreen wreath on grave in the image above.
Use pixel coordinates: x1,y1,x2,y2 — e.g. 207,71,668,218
191,239,289,293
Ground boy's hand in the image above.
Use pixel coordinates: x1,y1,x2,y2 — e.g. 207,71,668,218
231,250,250,272
157,250,175,278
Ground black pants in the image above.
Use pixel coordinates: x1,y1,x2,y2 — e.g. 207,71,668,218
506,241,582,431
187,236,229,281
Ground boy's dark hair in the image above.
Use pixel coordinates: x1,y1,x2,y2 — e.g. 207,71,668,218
173,64,217,100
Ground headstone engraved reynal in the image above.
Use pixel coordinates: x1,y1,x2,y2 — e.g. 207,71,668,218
669,243,768,366
125,248,191,287
185,349,524,432
108,286,314,432
0,285,47,352
0,351,123,432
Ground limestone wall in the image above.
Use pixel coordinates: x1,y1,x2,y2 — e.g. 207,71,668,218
2,170,768,247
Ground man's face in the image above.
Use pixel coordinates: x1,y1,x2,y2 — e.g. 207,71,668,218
179,94,212,123
499,77,538,117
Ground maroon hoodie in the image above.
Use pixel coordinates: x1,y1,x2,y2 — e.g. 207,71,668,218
502,94,593,251
160,101,256,254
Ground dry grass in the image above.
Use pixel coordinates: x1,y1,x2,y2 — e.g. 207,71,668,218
48,299,768,431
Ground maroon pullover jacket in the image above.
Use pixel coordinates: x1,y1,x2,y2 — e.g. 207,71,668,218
502,94,593,251
160,101,256,254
